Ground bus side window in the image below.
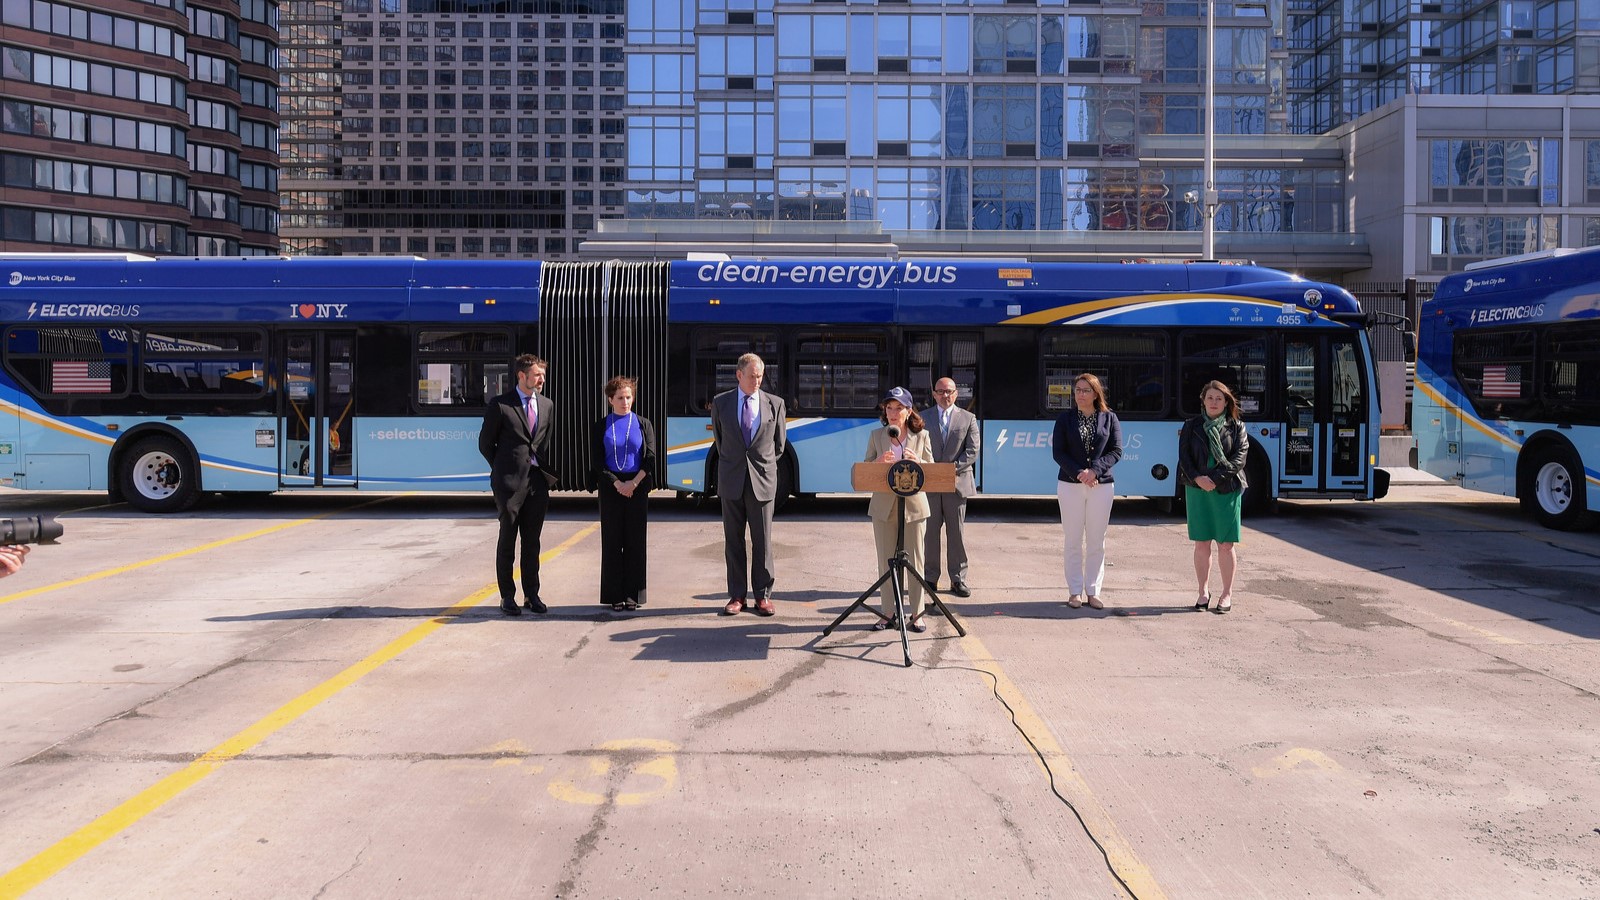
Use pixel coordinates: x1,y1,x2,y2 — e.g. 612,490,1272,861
690,330,780,412
414,328,511,410
1178,332,1267,417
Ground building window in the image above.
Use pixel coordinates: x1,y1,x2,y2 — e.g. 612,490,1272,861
1428,215,1560,272
972,85,1036,159
1431,139,1555,203
972,167,1037,230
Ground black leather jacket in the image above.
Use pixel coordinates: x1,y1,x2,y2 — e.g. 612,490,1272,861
1177,415,1250,491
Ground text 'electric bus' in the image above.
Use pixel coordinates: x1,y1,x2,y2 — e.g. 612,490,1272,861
0,254,1390,513
1415,247,1600,530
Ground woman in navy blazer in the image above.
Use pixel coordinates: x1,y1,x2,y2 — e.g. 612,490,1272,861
1050,373,1123,610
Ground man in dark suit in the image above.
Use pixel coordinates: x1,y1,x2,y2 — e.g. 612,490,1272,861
479,353,556,616
711,352,787,616
921,377,979,597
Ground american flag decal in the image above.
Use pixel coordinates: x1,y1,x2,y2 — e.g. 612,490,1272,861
1481,364,1521,399
52,360,112,393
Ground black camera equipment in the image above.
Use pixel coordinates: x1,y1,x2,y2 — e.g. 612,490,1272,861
824,445,965,667
0,515,64,546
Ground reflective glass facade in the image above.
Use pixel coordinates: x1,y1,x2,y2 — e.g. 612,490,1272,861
1289,0,1600,132
1,0,278,254
622,0,1346,237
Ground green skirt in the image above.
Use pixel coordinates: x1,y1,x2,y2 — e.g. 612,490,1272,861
1185,485,1242,543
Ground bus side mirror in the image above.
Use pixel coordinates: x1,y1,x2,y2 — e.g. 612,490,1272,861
1403,332,1417,364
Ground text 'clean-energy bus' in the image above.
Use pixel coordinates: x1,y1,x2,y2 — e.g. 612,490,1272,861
1,254,1390,513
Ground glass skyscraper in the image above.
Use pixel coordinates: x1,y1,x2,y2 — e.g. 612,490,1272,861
1289,0,1600,134
620,0,1350,243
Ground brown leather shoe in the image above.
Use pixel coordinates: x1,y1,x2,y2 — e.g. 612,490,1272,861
754,598,776,617
722,598,744,616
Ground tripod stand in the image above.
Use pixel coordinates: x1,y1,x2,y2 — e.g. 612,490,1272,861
824,487,966,668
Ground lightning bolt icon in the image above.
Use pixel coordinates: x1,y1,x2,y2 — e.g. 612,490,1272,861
994,428,1008,453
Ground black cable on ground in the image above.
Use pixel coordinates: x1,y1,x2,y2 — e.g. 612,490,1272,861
917,657,1142,900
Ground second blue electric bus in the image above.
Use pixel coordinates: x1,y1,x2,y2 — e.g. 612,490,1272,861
1415,247,1600,530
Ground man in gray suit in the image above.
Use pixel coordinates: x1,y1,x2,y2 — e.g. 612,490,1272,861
922,376,979,596
712,352,787,616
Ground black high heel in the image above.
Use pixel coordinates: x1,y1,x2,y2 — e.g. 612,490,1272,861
1194,594,1210,610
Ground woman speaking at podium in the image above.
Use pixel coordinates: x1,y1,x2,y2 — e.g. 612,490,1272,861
863,386,935,632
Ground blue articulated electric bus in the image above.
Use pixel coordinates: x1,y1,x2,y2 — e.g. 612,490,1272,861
1414,247,1600,530
1,254,1389,512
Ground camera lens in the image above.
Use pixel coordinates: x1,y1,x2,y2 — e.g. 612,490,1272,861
0,515,64,546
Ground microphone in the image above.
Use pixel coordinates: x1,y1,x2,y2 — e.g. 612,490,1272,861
886,425,901,440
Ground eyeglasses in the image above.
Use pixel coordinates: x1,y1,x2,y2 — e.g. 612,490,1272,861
933,389,956,395
1073,387,1095,394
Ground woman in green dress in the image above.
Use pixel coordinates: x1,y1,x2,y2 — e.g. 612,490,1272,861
1177,380,1250,613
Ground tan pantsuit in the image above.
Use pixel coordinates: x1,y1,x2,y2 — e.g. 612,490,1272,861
864,426,934,619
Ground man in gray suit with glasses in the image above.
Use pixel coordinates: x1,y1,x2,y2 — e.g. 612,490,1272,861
922,377,979,597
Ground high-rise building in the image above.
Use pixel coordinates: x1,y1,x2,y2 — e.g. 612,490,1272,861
1288,0,1600,134
265,0,1600,277
604,0,1358,266
277,0,627,259
1,0,280,254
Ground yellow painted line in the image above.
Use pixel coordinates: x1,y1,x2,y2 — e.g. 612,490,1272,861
1402,605,1523,646
0,521,599,897
0,498,390,607
952,624,1168,900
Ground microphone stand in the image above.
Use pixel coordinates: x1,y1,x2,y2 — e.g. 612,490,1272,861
824,456,967,668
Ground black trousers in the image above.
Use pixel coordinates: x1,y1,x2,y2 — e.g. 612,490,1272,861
597,475,649,605
496,476,550,603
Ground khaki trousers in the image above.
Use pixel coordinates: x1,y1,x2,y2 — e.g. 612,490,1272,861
870,513,927,619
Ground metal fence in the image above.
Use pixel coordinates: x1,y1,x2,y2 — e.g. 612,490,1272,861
1346,279,1438,431
1346,280,1436,363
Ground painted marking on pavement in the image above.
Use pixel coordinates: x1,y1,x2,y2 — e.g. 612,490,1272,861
952,625,1169,900
546,738,680,807
1406,607,1523,645
1252,748,1345,779
0,521,599,896
0,498,394,607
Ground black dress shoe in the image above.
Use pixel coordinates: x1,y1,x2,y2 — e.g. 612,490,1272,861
951,583,972,598
499,597,522,616
524,597,548,614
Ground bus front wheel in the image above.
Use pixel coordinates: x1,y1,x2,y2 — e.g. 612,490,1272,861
1523,446,1594,531
120,436,201,513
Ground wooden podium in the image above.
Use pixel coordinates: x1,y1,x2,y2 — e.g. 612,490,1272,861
824,459,967,667
848,461,959,495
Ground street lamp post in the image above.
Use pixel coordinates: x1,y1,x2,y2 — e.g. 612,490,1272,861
1202,0,1217,262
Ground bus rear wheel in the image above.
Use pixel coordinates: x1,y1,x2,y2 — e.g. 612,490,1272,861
120,436,201,513
1523,446,1594,531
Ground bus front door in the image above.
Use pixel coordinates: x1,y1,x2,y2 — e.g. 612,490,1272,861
1278,335,1370,494
279,331,356,488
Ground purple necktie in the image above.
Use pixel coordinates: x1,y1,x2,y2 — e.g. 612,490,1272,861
740,393,754,445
